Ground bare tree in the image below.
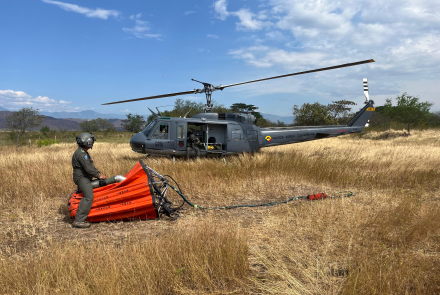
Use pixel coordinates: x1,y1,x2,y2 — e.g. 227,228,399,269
6,107,44,150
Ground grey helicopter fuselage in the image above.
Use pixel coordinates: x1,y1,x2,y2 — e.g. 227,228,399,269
102,59,377,157
130,100,375,157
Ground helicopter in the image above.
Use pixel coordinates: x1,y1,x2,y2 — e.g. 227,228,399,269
103,59,376,158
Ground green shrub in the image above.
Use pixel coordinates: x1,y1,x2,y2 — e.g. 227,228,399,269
37,139,60,147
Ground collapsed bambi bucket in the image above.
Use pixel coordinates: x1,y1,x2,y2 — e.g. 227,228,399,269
68,161,157,222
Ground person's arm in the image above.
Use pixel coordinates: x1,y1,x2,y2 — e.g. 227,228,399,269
77,154,101,179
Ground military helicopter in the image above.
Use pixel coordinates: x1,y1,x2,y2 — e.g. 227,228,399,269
103,59,376,158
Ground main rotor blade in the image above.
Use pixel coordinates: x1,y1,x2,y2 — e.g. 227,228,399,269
219,59,375,89
102,90,197,105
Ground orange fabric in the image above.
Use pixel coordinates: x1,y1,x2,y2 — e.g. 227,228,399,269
68,161,157,222
307,193,328,200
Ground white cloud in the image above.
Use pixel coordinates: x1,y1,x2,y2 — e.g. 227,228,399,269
129,13,142,20
42,0,120,19
0,90,81,112
217,0,440,109
123,14,163,39
207,34,219,38
0,90,31,99
233,9,272,31
229,46,329,69
214,0,230,20
213,0,272,30
184,11,196,15
120,109,130,113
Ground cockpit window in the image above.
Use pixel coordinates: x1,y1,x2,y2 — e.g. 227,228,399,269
151,124,169,139
142,121,156,137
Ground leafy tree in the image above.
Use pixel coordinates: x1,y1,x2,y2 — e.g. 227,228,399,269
94,118,116,135
382,93,434,134
80,120,99,132
146,99,230,123
426,111,440,127
230,103,262,120
6,107,44,150
327,100,356,124
6,107,44,134
122,113,146,133
293,102,338,126
40,126,51,138
40,125,50,133
80,118,116,134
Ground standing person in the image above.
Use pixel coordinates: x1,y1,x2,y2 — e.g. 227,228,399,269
186,133,201,159
71,133,106,228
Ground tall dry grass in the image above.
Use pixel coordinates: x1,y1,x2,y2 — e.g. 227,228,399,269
0,221,248,295
0,129,439,294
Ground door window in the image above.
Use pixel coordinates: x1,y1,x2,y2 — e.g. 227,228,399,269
177,125,186,139
232,129,243,140
151,124,169,139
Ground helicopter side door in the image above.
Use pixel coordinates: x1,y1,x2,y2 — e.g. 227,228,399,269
227,124,250,153
176,123,187,152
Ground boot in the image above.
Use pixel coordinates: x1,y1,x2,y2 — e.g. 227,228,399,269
72,221,91,228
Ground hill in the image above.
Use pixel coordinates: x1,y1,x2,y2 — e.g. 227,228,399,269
40,110,125,120
261,113,294,124
0,111,80,130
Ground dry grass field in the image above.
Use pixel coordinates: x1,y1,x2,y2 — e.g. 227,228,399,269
0,130,439,294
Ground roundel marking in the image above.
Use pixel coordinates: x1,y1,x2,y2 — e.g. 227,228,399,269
265,136,272,142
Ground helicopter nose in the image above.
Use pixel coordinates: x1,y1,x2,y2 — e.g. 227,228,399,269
130,132,147,153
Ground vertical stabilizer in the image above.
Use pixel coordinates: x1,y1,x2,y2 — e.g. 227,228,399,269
346,79,374,127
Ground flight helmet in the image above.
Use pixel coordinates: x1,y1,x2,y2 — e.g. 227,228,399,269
76,133,96,148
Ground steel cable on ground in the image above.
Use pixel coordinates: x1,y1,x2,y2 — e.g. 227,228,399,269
167,184,354,210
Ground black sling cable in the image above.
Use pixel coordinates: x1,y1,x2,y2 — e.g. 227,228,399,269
166,184,354,210
164,175,186,209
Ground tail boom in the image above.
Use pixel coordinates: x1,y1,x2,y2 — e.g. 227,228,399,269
260,101,374,147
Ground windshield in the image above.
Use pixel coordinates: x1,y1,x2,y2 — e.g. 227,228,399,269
142,120,156,137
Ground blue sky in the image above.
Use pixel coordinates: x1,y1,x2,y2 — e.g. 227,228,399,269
1,0,439,117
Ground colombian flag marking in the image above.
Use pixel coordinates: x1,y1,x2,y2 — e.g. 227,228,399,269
265,136,272,142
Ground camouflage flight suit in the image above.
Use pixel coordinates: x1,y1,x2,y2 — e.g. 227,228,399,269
186,134,200,159
72,147,101,223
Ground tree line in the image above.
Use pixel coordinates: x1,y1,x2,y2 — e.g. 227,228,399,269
3,92,439,148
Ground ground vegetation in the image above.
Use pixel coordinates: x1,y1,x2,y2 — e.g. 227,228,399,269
382,93,433,134
80,118,116,135
0,129,439,294
6,107,44,150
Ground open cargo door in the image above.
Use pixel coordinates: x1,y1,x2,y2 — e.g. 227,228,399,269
68,161,158,222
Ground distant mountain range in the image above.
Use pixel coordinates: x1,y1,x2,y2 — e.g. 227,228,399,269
0,111,81,131
0,107,294,130
39,110,126,120
261,113,295,124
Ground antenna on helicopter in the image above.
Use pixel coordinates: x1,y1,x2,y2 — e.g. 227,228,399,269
147,107,160,118
183,108,192,118
155,107,163,117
